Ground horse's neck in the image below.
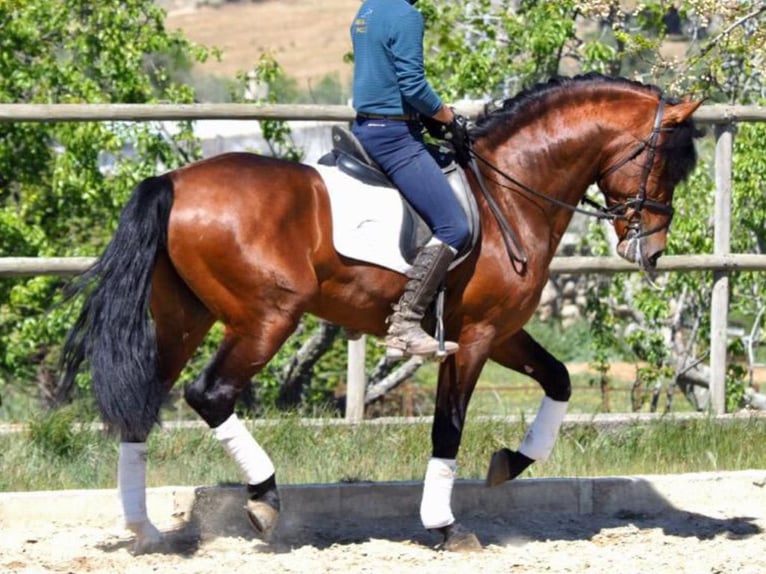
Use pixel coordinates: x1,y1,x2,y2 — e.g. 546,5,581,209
481,129,604,260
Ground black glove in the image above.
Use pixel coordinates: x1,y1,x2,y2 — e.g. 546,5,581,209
419,113,446,140
444,113,471,165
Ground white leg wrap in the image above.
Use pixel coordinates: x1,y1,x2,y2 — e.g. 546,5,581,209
519,396,568,461
119,442,163,552
213,413,275,485
118,442,150,525
419,457,456,529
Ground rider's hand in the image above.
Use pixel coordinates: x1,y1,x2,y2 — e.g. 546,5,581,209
419,113,446,140
444,112,471,166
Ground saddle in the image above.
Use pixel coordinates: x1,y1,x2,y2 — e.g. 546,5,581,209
318,126,393,187
319,125,457,187
317,126,479,263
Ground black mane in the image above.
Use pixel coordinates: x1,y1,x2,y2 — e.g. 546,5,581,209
471,72,699,186
472,73,663,138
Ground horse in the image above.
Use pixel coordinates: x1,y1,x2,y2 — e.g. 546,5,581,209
59,73,701,554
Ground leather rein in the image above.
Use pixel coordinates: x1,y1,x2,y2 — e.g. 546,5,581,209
464,98,673,267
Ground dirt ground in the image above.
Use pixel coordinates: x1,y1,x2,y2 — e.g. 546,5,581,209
164,0,358,90
3,512,765,573
3,488,766,574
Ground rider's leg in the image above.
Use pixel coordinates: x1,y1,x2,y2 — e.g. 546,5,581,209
385,238,458,356
352,118,469,357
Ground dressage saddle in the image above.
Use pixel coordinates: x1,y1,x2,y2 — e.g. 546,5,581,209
317,126,479,265
318,125,456,188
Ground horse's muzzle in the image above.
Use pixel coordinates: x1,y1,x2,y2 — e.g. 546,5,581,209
617,233,663,271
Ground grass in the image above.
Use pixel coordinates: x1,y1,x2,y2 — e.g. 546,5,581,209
2,411,764,492
412,360,697,417
0,315,732,493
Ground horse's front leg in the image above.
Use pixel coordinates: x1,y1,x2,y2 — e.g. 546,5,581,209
486,328,571,486
423,341,489,551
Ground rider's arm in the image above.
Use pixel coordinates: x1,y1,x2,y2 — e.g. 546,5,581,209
431,105,455,125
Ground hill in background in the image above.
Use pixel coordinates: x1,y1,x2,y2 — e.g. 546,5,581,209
163,0,359,92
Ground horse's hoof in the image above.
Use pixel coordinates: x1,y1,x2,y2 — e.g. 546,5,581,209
131,536,166,556
486,448,534,486
127,521,165,555
486,448,513,487
245,499,280,541
434,523,482,552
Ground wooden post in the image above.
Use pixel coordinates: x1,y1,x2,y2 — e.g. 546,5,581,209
345,336,367,422
710,123,734,414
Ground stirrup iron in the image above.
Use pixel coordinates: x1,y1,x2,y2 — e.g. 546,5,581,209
435,286,447,358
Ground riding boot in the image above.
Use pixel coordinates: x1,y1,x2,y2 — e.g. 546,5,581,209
385,241,458,358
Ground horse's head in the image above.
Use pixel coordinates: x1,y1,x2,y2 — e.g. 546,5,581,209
596,97,702,270
469,75,704,271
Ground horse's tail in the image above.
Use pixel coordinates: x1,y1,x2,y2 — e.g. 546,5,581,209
59,174,174,440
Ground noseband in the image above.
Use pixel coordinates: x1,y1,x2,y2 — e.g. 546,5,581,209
593,98,675,240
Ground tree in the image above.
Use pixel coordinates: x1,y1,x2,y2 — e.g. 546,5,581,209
417,0,766,412
0,0,212,407
2,0,764,415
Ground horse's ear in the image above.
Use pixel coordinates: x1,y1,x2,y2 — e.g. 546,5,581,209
662,99,703,126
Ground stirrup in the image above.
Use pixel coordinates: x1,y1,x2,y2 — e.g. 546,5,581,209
383,335,458,361
384,285,455,361
434,287,447,357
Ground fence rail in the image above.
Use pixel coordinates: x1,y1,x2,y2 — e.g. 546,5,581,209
0,102,764,417
3,254,766,278
1,102,765,123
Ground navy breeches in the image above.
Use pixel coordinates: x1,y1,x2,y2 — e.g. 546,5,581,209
351,117,470,251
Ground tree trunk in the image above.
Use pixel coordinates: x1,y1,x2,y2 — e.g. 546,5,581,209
276,320,340,408
365,356,425,404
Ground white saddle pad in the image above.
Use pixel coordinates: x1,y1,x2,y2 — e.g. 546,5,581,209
312,163,476,274
313,163,414,273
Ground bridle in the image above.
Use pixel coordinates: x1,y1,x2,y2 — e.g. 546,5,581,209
466,97,674,266
592,97,675,241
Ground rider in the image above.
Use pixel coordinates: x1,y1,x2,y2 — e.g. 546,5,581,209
350,0,470,358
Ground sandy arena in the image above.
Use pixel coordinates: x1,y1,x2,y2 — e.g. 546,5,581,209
2,472,766,573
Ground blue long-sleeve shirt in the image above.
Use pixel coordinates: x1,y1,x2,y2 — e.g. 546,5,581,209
350,0,443,117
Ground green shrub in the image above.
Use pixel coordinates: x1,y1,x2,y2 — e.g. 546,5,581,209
526,318,595,362
26,406,89,458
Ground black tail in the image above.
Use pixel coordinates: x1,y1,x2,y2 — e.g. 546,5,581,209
59,175,174,440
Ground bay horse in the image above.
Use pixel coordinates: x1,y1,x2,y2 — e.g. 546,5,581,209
59,74,701,553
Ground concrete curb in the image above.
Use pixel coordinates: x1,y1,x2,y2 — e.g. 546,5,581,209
3,470,766,534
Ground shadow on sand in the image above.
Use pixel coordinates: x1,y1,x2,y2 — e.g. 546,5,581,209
95,475,763,555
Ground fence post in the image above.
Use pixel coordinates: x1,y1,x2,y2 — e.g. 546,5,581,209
345,336,367,422
710,122,734,414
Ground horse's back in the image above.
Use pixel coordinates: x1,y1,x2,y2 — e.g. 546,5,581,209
170,152,322,197
168,151,327,222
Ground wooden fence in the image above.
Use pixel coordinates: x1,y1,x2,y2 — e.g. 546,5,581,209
1,102,765,418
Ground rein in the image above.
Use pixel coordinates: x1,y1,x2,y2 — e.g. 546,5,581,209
465,97,672,267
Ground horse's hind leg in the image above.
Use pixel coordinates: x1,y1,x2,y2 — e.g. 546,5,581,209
120,255,214,554
184,310,303,540
486,329,571,486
